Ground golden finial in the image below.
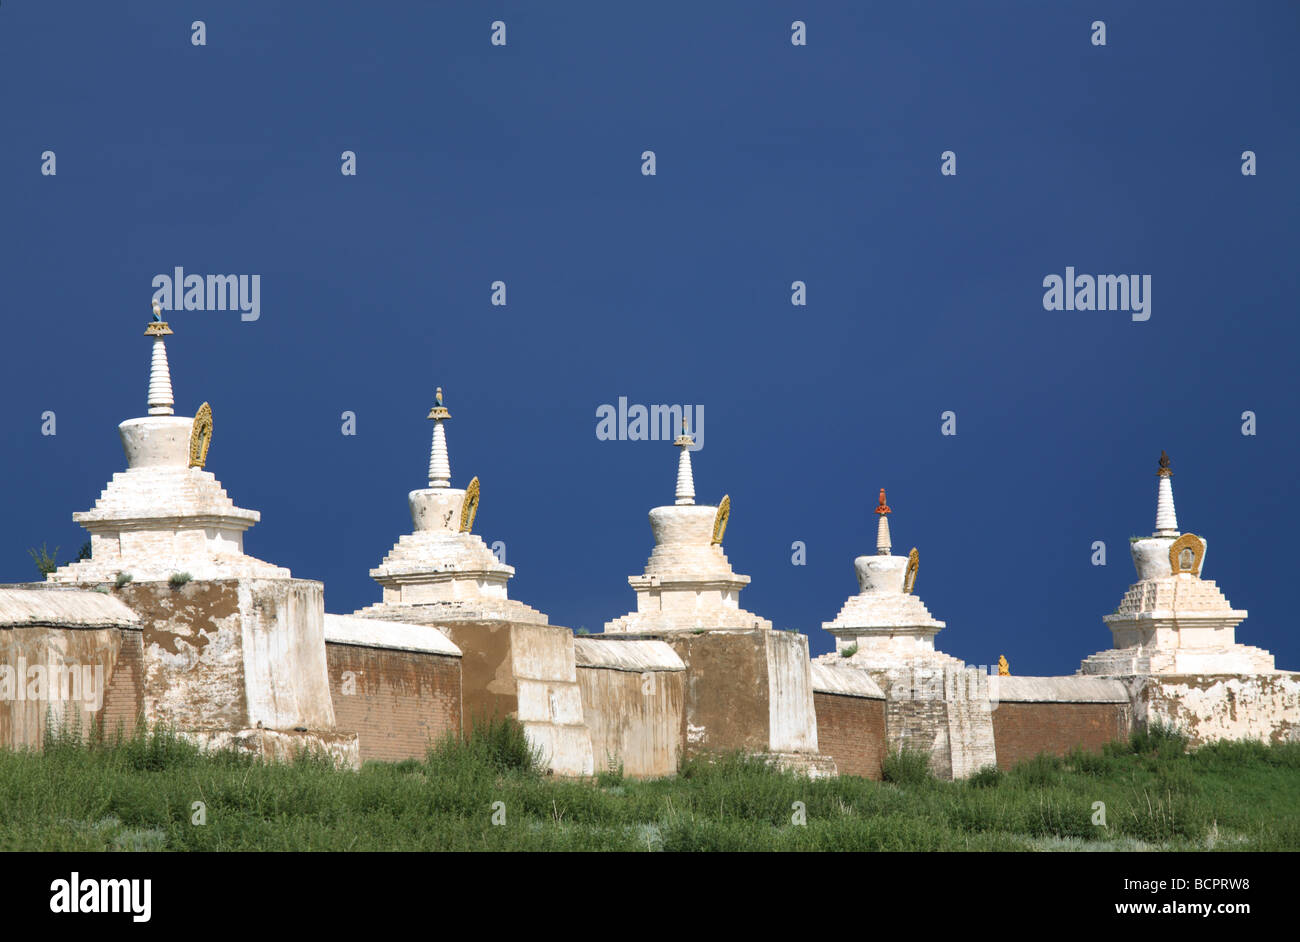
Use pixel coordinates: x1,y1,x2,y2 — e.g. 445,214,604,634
674,413,693,448
145,298,173,336
427,385,451,420
998,655,1010,677
874,488,891,515
1157,450,1172,477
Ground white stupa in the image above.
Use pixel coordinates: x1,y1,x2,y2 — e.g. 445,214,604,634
1081,451,1271,675
353,388,547,625
816,489,960,671
604,418,771,633
49,303,287,584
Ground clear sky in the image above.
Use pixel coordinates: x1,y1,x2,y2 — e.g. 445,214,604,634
3,2,1297,675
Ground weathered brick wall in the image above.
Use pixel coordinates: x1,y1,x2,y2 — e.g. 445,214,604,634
1136,673,1300,746
0,625,139,748
325,643,461,763
117,578,337,733
98,629,145,739
665,631,772,756
886,696,953,779
991,701,1131,769
813,692,886,780
578,666,683,779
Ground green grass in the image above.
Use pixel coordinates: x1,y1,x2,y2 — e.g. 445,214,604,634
1,720,1296,851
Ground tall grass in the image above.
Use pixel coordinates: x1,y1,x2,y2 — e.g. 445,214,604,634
0,721,1295,851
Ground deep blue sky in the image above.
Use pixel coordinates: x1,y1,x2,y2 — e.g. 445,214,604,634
3,3,1297,675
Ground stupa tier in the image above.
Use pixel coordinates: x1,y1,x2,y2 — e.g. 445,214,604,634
816,489,961,671
353,388,547,625
1080,452,1271,675
49,306,287,584
604,421,771,633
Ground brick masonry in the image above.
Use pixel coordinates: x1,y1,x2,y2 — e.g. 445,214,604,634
813,691,886,780
991,701,1132,770
325,642,462,763
0,624,142,748
98,628,145,739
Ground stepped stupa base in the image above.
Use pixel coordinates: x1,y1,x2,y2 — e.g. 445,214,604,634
354,598,548,626
604,609,773,634
1080,644,1275,676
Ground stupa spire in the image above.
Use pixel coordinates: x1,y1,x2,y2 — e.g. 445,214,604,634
874,488,892,555
674,416,695,505
426,387,452,487
145,299,174,416
1154,450,1179,537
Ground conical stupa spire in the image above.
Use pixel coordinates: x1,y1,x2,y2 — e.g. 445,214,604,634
874,488,892,555
145,299,174,416
1154,450,1179,537
426,387,452,487
674,416,695,505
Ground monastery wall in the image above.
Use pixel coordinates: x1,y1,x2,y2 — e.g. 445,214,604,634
988,676,1132,770
0,587,145,748
1132,673,1300,746
811,663,887,779
438,620,594,776
324,615,462,763
663,629,782,756
113,579,359,767
574,637,684,778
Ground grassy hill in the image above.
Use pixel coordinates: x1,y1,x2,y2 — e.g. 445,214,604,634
1,720,1296,851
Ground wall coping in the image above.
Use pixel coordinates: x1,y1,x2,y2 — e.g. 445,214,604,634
991,675,1130,703
810,662,886,699
0,585,141,630
573,637,685,672
324,613,462,657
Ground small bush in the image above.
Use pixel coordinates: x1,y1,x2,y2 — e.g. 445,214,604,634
431,715,544,776
596,752,625,787
967,765,1003,788
169,572,192,588
1131,720,1188,758
115,572,133,588
1009,753,1064,787
882,747,933,785
839,643,859,658
27,543,59,576
1066,746,1114,777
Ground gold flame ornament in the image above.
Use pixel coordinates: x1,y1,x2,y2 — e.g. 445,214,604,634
189,402,213,468
459,476,480,533
711,495,730,545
